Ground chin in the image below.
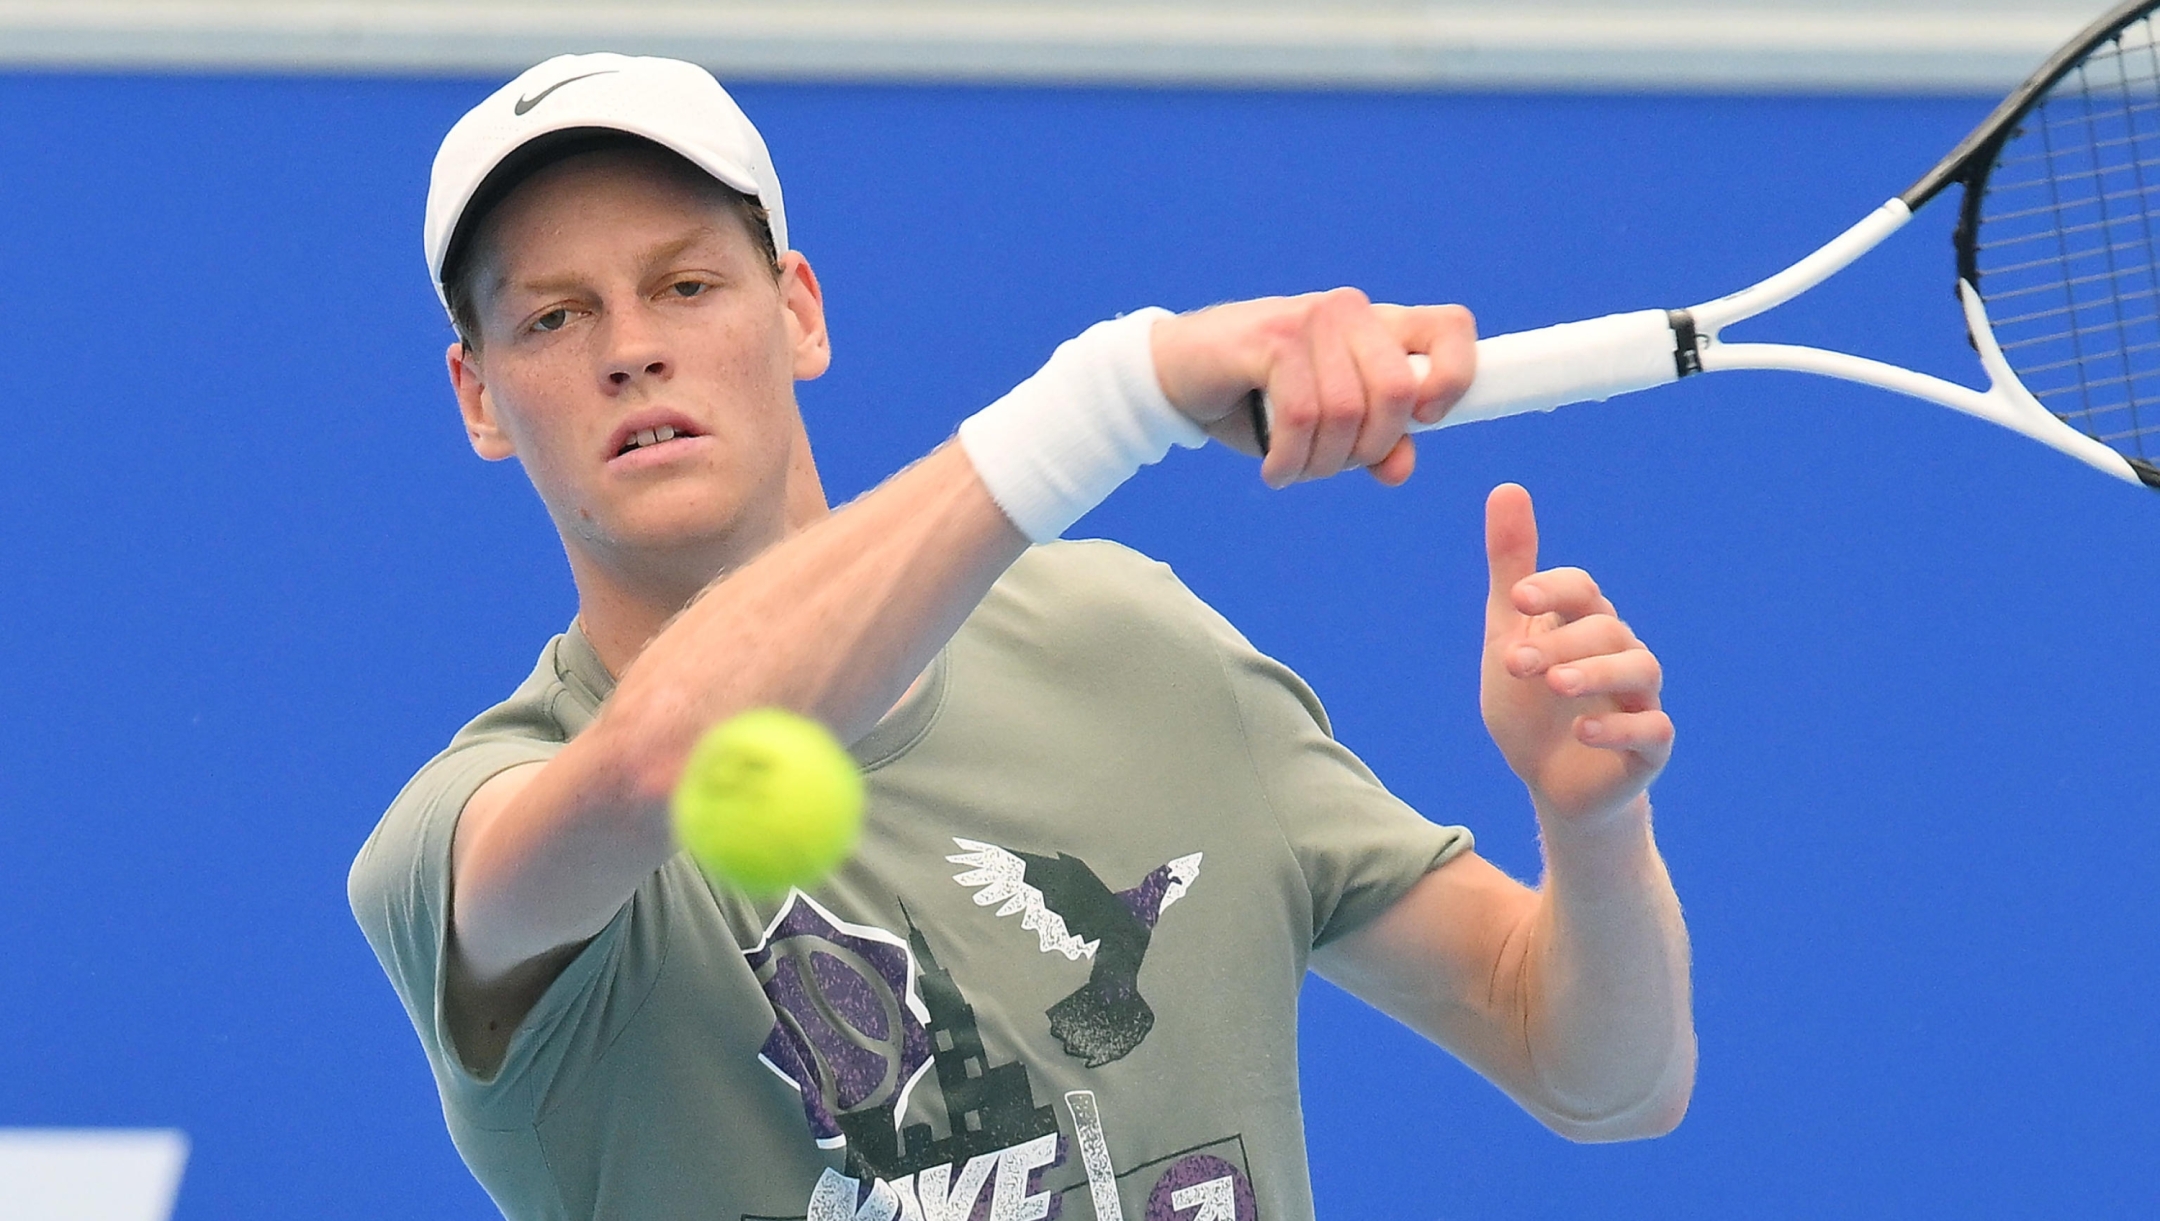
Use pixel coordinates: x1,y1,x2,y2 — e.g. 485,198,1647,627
556,487,739,554
549,450,799,572
607,506,745,556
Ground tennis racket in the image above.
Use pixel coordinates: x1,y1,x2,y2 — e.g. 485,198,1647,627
1263,0,2160,490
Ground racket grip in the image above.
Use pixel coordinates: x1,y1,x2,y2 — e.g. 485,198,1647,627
1410,308,1685,432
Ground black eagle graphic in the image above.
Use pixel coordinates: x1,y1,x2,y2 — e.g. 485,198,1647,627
947,837,1202,1067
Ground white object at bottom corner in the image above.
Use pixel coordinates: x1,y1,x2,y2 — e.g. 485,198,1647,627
0,1130,188,1221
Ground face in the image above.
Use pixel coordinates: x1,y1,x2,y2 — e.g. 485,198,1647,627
448,148,830,580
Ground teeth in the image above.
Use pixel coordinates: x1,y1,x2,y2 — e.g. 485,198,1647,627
621,425,688,455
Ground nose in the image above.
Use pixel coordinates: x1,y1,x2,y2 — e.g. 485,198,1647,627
599,310,672,391
607,359,668,388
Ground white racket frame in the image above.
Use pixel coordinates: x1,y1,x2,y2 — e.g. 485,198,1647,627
1405,198,2144,485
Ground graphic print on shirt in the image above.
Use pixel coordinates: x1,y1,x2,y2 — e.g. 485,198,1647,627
745,891,1258,1221
1141,1152,1258,1221
770,1090,1264,1221
1060,1093,1261,1221
947,839,1202,1066
748,892,1063,1200
746,894,936,1162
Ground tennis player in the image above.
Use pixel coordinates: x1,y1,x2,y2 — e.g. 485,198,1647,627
351,54,1694,1221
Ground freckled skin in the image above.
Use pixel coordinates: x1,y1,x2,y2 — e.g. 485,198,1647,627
447,147,833,617
433,142,1694,1150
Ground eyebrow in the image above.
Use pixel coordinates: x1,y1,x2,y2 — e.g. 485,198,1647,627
491,225,730,302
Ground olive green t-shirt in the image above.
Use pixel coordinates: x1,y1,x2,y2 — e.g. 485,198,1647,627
350,540,1471,1221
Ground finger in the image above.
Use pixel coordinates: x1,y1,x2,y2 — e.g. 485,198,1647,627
1301,292,1369,480
1544,646,1662,704
1198,388,1268,458
1237,389,1268,458
1365,435,1417,487
1575,709,1675,763
1486,483,1538,628
1379,303,1477,425
1345,316,1419,470
1505,613,1637,677
1258,337,1320,489
1512,566,1617,621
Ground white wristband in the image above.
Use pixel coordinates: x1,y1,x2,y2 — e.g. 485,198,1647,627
957,307,1207,543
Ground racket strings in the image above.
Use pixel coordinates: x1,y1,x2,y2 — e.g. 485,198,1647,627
1974,11,2160,460
1982,236,2157,284
2017,337,2160,382
1996,123,2160,166
1987,256,2160,307
1985,159,2160,206
1980,209,2158,253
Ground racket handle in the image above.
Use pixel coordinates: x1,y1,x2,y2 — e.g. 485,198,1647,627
1409,308,1685,432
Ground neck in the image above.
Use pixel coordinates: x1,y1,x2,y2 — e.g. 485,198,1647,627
566,448,830,678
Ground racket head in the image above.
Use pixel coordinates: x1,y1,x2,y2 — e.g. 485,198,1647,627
1917,0,2160,485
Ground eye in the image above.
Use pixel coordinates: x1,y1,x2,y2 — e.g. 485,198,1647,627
530,307,571,334
667,279,709,299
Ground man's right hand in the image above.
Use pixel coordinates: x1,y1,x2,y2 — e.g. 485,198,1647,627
444,290,1476,1045
1149,289,1477,488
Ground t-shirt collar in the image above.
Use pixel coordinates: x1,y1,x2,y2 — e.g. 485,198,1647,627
557,618,947,771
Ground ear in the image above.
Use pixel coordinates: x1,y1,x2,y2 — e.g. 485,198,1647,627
778,251,831,381
448,341,516,461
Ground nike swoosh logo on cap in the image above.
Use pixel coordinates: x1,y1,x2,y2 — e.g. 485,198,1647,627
513,69,618,116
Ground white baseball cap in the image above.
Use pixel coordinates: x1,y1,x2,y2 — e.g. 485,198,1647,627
424,52,788,312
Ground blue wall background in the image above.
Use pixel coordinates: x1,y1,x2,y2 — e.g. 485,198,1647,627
1,72,2155,1219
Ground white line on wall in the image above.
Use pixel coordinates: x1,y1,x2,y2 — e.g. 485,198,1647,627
0,1130,188,1221
0,1,2101,91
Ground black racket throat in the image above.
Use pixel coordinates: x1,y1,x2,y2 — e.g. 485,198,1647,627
1930,0,2160,307
1903,0,2160,480
1904,0,2160,214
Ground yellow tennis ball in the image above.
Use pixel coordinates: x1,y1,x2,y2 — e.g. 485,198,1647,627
671,708,864,897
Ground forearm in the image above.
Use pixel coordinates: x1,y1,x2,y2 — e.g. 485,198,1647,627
611,442,1023,768
1514,794,1695,1138
455,293,1464,980
564,441,1021,838
452,442,1025,968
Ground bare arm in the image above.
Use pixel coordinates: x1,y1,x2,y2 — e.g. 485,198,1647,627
451,443,1026,988
1314,808,1692,1141
1312,484,1694,1140
448,292,1479,1012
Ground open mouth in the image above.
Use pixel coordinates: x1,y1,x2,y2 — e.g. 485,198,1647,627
616,424,699,457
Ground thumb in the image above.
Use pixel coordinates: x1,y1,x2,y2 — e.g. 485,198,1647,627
1485,482,1539,626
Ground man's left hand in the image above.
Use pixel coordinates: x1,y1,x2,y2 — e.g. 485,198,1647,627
1481,482,1673,824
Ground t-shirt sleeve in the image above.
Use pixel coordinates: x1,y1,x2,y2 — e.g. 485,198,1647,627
1074,543,1474,949
347,734,660,1120
1208,627,1474,948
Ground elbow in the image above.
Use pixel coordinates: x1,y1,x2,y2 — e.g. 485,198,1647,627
1539,1037,1696,1144
1635,1078,1694,1139
1547,1083,1691,1144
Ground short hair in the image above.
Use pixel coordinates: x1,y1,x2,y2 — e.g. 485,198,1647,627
440,129,780,350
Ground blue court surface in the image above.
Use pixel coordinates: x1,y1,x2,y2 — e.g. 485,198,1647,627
1,73,2155,1218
